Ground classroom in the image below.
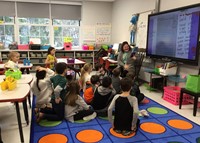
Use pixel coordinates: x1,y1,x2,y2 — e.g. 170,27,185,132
0,0,200,143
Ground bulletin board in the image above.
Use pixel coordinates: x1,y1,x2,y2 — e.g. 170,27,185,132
82,25,96,41
135,10,153,49
82,23,111,44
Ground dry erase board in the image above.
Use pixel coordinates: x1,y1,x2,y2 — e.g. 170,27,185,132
135,10,153,49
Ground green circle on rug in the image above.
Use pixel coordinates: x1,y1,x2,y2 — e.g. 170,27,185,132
74,120,90,123
39,120,62,127
98,116,114,120
147,107,168,115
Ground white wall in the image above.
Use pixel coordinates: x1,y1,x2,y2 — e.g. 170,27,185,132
160,0,200,11
111,0,155,43
81,1,112,25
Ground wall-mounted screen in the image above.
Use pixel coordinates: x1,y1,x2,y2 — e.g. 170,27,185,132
146,4,200,65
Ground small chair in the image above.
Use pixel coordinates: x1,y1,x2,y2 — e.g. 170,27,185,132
0,61,5,75
179,88,200,116
134,48,146,83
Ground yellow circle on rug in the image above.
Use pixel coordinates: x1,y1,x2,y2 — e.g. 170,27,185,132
39,120,62,127
39,134,68,143
140,122,166,134
167,119,193,130
76,129,103,142
110,128,135,138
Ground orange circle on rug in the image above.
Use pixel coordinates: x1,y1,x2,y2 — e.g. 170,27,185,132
76,129,103,142
142,98,150,104
109,128,135,138
39,134,68,143
167,119,193,130
140,122,166,134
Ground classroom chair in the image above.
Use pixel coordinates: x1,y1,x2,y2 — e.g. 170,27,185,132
179,88,200,116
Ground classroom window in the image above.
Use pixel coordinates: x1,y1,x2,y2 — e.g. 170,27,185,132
18,17,50,45
0,16,15,47
53,19,80,47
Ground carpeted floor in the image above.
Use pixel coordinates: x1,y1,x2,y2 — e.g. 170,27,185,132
30,97,200,143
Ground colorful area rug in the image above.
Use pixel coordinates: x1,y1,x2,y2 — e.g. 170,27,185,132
30,97,200,143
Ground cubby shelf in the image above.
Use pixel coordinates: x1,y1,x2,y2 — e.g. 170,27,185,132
0,49,99,71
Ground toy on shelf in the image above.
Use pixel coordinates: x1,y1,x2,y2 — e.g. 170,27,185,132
23,58,31,66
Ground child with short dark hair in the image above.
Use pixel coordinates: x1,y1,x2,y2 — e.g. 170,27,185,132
36,62,67,122
64,80,96,122
126,72,145,104
108,77,139,136
94,63,106,82
91,76,116,116
111,67,121,94
83,75,100,104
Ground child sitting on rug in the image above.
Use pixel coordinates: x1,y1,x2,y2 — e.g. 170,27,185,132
79,63,93,92
126,72,146,104
83,75,100,104
64,80,96,122
91,76,116,117
31,66,55,109
36,62,68,122
111,67,122,94
108,77,140,136
93,63,106,83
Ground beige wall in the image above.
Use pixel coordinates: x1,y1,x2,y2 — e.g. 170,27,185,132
111,0,155,43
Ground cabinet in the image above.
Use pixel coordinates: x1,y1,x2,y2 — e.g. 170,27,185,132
0,49,98,72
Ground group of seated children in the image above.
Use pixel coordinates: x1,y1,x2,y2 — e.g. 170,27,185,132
30,60,147,136
4,46,146,136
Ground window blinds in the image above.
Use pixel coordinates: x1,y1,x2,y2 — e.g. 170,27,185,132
0,1,15,16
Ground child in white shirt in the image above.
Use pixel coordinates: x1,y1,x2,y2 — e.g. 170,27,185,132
4,51,20,70
31,66,55,108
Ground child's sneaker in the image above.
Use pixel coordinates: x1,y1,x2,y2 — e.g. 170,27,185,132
140,109,149,117
122,130,134,136
83,112,97,121
113,129,122,134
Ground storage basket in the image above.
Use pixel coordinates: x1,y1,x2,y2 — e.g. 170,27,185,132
163,86,190,105
0,81,8,91
64,42,72,50
5,69,22,79
67,58,75,63
82,45,89,50
7,80,17,90
41,45,50,50
1,76,17,91
18,44,29,50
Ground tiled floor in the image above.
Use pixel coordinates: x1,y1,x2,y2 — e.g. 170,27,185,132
0,84,200,143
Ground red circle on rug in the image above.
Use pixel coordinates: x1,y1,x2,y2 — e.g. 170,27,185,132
140,122,166,134
76,129,103,142
167,119,193,130
39,134,68,143
110,128,135,138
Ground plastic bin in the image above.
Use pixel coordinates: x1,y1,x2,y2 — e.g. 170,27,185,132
64,42,72,50
163,86,191,105
18,44,29,50
67,58,75,63
41,45,50,50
